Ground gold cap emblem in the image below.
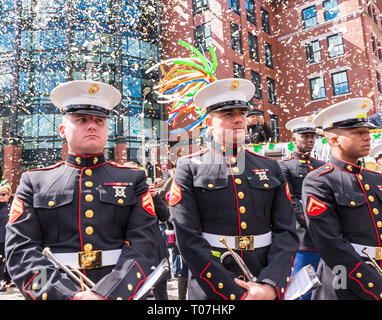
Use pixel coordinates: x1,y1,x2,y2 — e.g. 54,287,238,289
89,84,100,94
230,80,240,89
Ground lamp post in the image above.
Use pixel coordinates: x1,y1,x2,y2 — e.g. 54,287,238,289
141,87,151,169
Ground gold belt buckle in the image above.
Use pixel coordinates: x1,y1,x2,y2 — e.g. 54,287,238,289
78,249,102,269
234,235,255,250
375,247,382,260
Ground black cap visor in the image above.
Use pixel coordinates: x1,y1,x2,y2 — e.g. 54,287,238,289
61,104,110,118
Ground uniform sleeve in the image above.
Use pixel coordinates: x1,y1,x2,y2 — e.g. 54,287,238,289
170,159,247,300
279,161,306,226
256,162,299,299
5,173,80,300
302,174,382,300
92,170,159,300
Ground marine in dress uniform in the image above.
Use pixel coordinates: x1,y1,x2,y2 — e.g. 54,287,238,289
279,117,325,299
169,79,299,300
302,98,382,300
5,80,158,300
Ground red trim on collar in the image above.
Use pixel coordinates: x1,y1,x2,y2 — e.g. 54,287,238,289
65,161,107,170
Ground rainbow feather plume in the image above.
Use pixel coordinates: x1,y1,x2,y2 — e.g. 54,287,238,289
146,40,218,134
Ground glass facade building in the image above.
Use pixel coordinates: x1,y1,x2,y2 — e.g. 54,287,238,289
0,0,161,173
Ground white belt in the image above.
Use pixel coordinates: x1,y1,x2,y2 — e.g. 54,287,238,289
351,243,382,260
202,231,272,250
50,249,122,269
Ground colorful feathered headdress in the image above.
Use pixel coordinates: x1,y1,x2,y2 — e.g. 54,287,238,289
146,40,218,134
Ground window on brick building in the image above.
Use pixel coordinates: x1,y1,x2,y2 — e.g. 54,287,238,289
261,8,270,34
327,34,344,58
193,0,209,15
264,42,273,68
267,77,276,104
251,70,262,99
309,77,326,100
270,114,279,142
194,23,211,52
231,22,242,53
332,70,349,95
248,32,259,61
377,71,381,93
228,0,240,15
306,40,321,64
323,0,339,21
302,6,317,29
371,35,377,56
233,62,245,78
246,0,256,25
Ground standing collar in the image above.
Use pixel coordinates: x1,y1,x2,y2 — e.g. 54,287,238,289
330,157,362,174
66,152,106,168
209,140,245,157
293,151,311,160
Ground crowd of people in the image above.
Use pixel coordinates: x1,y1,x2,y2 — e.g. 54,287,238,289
1,78,382,301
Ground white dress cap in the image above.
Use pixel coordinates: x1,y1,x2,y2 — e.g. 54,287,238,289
193,78,256,113
313,98,374,130
285,116,316,133
369,143,382,159
50,80,122,117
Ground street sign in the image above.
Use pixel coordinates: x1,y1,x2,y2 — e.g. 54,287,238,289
150,149,157,165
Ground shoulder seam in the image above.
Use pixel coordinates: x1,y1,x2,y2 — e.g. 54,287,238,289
27,161,65,172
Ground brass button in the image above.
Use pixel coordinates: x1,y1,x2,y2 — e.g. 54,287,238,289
221,146,226,153
368,195,375,202
230,294,236,300
377,221,382,228
368,282,374,288
85,181,93,188
241,221,247,229
238,191,244,199
206,272,212,278
235,178,242,185
85,226,94,235
93,157,99,164
48,201,55,207
218,283,223,289
32,283,38,291
373,208,379,215
116,297,123,300
239,206,246,214
85,169,93,176
208,183,214,189
347,165,353,171
137,272,142,279
84,243,93,252
75,157,81,164
232,167,239,173
85,210,94,218
359,175,363,180
356,272,362,278
85,194,94,202
365,184,370,190
350,201,356,206
264,183,269,188
231,157,237,164
118,199,124,205
128,284,133,291
281,288,285,293
42,293,48,300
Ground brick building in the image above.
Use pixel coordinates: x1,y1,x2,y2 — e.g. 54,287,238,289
161,0,382,141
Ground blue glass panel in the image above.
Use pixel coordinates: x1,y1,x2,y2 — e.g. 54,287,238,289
324,0,339,21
